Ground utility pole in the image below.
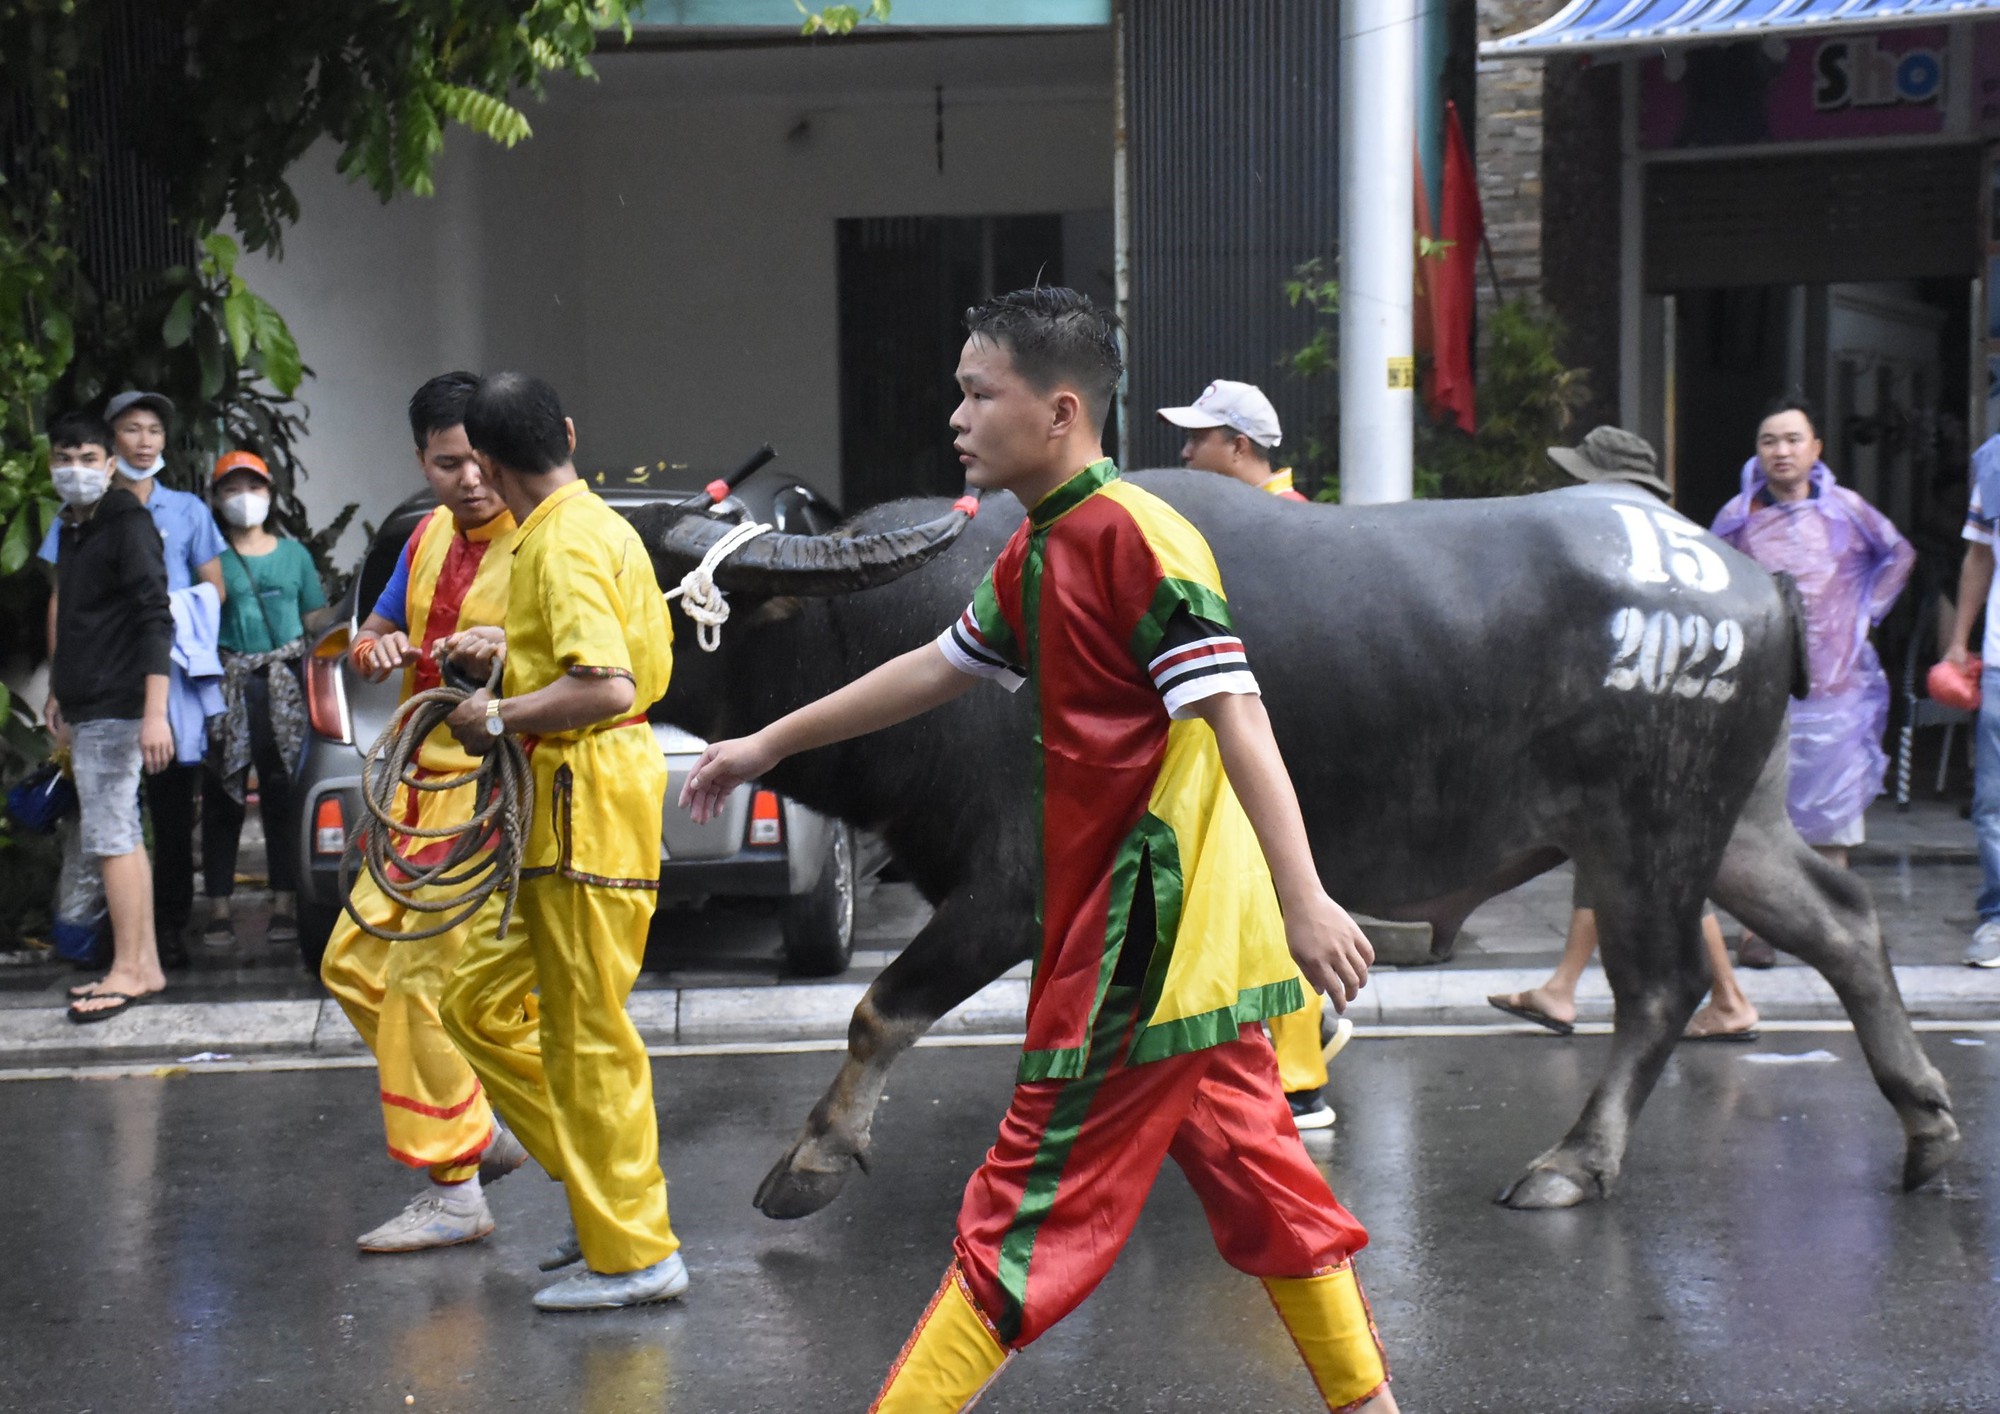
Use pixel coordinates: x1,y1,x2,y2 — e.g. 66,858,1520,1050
1338,0,1417,504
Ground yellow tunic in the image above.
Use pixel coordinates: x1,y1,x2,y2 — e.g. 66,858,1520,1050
503,479,674,888
320,505,523,1180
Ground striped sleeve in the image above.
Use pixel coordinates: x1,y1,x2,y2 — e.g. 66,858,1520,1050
1148,603,1259,719
935,570,1026,692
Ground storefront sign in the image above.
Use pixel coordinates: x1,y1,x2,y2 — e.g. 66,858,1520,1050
1641,25,1971,149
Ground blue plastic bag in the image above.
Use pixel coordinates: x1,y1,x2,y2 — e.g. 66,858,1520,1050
6,762,75,835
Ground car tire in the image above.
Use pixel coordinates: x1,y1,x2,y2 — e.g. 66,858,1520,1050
780,821,855,977
297,897,340,977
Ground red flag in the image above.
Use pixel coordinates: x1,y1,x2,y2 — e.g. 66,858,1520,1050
1425,102,1483,434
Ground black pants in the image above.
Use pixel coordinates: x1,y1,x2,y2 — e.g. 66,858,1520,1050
144,761,199,936
201,670,297,898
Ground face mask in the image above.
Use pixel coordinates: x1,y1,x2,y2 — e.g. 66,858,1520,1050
115,455,161,481
219,490,270,529
52,464,111,509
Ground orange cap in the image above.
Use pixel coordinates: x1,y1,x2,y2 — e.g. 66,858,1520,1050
212,449,272,484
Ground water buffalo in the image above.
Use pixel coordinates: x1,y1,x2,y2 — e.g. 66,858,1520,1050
634,468,1959,1214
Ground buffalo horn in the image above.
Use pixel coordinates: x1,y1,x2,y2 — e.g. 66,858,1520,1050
654,504,974,598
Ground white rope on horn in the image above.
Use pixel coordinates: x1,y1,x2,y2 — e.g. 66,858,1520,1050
663,520,774,652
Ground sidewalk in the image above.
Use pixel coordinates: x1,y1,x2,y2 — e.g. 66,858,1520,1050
4,798,1993,1066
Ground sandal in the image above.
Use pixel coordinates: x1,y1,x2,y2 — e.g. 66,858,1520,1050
66,990,162,1024
1487,994,1575,1036
1682,1014,1760,1043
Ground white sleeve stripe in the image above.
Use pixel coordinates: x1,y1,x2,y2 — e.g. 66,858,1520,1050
1152,650,1250,688
1148,635,1243,671
935,628,1026,690
1163,670,1261,719
948,619,1010,670
1966,524,1995,547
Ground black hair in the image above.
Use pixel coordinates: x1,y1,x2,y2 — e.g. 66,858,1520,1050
48,410,113,455
963,286,1123,430
1761,392,1820,439
1228,427,1275,465
463,372,570,475
408,371,481,450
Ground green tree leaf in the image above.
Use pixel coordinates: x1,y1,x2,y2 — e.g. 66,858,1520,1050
201,231,238,279
433,84,532,149
0,507,31,577
221,286,255,361
162,289,195,349
250,296,303,396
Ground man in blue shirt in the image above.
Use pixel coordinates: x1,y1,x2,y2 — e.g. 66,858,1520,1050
43,391,226,963
1949,431,2000,965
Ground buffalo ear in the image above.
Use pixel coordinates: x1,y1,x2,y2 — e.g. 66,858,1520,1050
743,596,804,629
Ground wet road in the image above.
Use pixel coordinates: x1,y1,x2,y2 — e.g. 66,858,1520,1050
6,1030,2000,1413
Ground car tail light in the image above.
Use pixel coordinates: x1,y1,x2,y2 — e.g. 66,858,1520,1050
748,789,782,847
313,797,346,857
306,633,352,744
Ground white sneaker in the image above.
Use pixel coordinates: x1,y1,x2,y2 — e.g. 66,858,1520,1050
533,1252,689,1312
1287,1089,1337,1131
1966,921,2000,969
357,1186,494,1253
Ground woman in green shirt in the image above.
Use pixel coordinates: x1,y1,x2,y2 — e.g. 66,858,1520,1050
201,451,325,946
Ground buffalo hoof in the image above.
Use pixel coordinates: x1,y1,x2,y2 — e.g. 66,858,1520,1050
753,1132,866,1219
1496,1165,1596,1210
1903,1115,1962,1193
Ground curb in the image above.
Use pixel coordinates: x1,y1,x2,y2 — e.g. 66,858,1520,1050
6,964,1999,1067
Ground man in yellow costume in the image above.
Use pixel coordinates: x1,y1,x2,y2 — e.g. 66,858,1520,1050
1158,377,1351,1131
438,371,684,1312
321,372,530,1252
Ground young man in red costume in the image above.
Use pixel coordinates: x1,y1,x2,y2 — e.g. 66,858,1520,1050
683,288,1396,1412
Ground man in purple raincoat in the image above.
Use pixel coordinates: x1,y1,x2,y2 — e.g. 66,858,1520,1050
1712,397,1914,965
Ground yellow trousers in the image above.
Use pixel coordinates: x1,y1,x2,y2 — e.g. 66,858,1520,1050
322,869,513,1183
441,873,677,1274
1267,969,1328,1094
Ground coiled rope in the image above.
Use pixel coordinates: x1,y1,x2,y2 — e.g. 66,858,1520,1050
663,519,772,652
342,658,532,943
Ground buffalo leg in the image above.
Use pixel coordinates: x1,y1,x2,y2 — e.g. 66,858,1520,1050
755,881,1035,1219
1498,877,1712,1210
1707,762,1959,1192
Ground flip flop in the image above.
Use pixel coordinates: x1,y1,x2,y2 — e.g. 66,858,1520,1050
67,979,109,1000
1682,1025,1761,1043
66,991,160,1025
1486,995,1575,1036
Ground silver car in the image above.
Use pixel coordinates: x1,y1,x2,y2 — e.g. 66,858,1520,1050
291,475,862,977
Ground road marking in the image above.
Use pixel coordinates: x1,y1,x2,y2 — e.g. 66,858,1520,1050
6,1017,2000,1082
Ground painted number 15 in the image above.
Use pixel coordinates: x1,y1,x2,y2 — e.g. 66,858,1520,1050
1611,503,1731,594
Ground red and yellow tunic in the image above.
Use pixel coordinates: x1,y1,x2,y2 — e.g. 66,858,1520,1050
937,459,1301,1082
1264,467,1307,502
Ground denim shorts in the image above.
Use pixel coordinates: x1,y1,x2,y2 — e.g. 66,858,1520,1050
71,718,144,858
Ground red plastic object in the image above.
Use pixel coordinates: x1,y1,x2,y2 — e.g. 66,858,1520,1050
1927,658,1982,711
705,478,731,503
952,494,980,517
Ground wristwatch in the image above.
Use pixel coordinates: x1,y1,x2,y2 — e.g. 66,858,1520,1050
484,697,505,737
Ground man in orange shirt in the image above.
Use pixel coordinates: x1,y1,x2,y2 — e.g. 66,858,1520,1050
1160,380,1306,500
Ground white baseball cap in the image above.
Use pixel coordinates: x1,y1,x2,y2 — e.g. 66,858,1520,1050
1157,380,1282,449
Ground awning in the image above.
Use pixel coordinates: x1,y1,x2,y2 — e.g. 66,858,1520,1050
1482,0,2000,57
